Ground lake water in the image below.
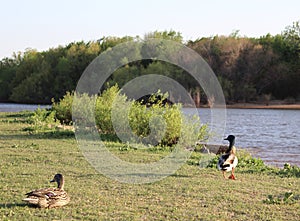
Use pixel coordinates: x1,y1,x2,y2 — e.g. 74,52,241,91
0,103,50,112
1,103,299,168
185,108,300,168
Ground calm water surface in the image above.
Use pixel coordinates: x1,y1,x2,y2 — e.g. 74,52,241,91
0,103,50,112
188,108,300,168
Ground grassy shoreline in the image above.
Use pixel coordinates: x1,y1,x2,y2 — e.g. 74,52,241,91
0,112,299,220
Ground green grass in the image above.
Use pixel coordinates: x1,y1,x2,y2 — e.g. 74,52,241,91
0,112,300,220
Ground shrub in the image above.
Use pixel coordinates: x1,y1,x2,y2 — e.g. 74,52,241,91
95,85,122,134
52,85,208,147
52,91,73,124
111,89,206,146
72,92,97,127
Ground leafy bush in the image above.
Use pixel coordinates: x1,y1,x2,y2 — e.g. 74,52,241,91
128,99,184,146
72,92,97,127
95,85,121,134
102,87,206,146
52,85,208,147
52,91,73,124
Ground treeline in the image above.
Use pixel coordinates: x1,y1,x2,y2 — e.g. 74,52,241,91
0,21,299,104
0,36,134,103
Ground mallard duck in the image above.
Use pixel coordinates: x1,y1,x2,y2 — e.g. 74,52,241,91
23,174,70,208
217,135,238,180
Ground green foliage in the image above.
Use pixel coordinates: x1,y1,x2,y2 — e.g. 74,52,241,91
187,152,215,166
1,42,102,103
27,108,59,132
72,92,97,127
144,30,183,42
236,150,266,169
206,154,219,168
0,23,299,104
276,163,300,178
263,191,299,205
128,98,184,146
52,91,73,124
51,86,208,147
95,85,121,134
95,86,207,146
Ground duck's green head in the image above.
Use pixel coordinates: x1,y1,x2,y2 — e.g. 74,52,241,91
224,135,235,146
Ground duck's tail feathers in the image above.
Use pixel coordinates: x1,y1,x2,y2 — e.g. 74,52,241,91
22,197,39,205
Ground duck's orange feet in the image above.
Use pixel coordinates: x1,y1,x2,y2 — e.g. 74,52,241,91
228,174,236,180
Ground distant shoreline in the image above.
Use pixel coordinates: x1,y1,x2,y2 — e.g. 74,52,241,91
225,103,300,110
197,102,300,110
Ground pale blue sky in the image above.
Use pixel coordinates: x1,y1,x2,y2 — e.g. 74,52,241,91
1,0,299,59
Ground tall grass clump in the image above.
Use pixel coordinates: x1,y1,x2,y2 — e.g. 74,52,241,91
27,108,59,132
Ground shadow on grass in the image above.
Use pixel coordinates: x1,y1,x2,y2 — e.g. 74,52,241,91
1,129,75,140
99,134,121,142
75,173,104,178
6,111,33,118
238,167,300,178
0,202,28,208
0,112,33,124
33,130,75,139
170,174,191,178
2,130,122,141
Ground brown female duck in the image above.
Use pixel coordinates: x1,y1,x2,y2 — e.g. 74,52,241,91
23,174,70,208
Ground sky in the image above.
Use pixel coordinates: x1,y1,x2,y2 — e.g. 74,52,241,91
1,0,299,59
